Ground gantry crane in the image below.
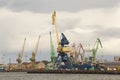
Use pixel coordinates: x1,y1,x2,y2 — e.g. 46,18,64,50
52,11,72,69
50,32,56,63
30,35,40,68
16,38,26,69
91,38,102,63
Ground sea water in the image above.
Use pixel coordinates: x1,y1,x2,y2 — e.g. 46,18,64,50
0,72,120,80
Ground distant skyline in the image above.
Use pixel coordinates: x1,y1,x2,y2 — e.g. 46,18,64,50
0,0,120,64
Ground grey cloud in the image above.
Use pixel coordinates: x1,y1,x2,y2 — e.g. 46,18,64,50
75,25,120,39
79,25,103,30
59,18,80,32
68,25,120,42
0,0,120,13
0,0,7,6
93,27,120,38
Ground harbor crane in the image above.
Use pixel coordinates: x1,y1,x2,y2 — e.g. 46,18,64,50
70,43,85,64
52,11,71,53
77,43,85,64
52,11,72,69
90,38,102,63
50,32,56,63
70,43,78,64
30,35,40,68
16,38,26,69
45,32,56,70
70,43,76,58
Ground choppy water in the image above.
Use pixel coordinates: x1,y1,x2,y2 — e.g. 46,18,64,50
0,72,120,80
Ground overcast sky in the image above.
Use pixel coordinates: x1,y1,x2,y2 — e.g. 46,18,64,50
0,0,120,63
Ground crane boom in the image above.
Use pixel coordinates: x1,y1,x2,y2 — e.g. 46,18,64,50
52,11,61,52
78,43,85,63
21,38,26,59
30,35,40,65
16,38,26,63
92,38,102,62
34,35,40,54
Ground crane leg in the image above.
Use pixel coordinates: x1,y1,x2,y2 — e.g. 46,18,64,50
54,53,72,69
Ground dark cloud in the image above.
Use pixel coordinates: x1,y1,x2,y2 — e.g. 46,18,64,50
0,0,120,13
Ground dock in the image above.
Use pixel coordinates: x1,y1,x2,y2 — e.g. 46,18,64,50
27,70,120,74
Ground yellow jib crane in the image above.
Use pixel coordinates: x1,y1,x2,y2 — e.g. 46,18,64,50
52,11,72,69
52,11,71,53
30,35,40,68
16,38,26,69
